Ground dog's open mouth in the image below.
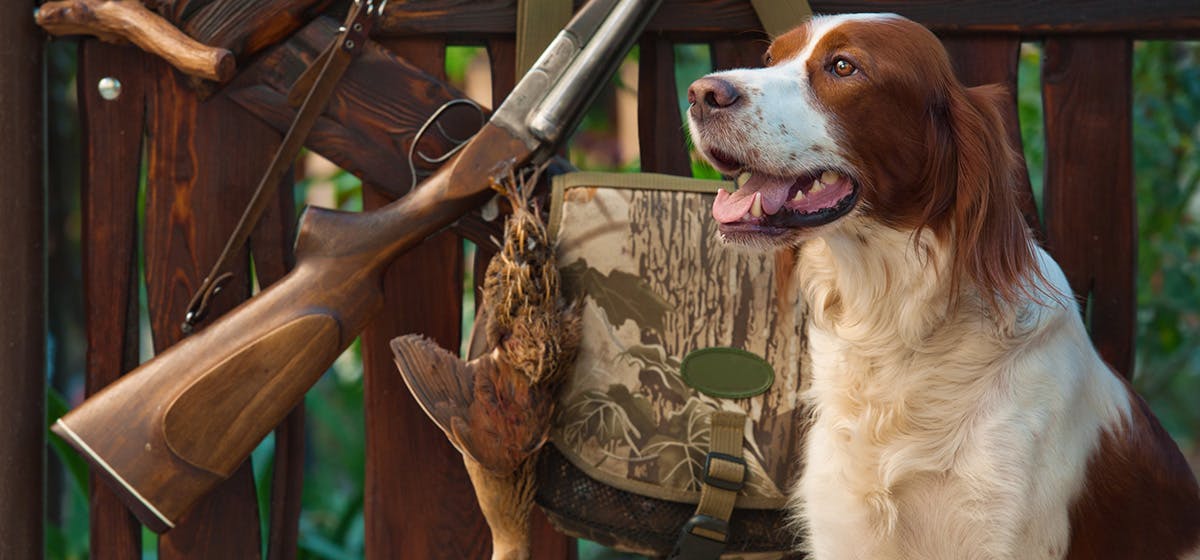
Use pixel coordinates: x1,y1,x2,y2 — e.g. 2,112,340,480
708,150,859,237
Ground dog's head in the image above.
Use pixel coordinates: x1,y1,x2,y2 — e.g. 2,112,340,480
687,13,1034,305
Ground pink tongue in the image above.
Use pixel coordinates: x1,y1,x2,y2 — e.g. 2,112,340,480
711,174,796,224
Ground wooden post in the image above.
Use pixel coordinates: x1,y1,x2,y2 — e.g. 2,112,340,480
78,39,148,558
638,37,692,176
1041,38,1136,377
0,2,46,558
362,39,487,559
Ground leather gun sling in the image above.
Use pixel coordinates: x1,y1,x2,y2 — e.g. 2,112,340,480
181,2,374,333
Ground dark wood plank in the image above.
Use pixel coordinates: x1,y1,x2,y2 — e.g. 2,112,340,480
817,0,1200,35
941,36,1043,240
375,0,1200,39
378,0,764,39
487,37,517,110
1041,38,1135,377
77,39,148,560
0,2,46,557
361,38,488,560
164,0,332,59
638,37,692,176
229,17,473,201
265,407,304,560
159,0,333,96
711,38,767,71
144,56,271,559
485,36,577,560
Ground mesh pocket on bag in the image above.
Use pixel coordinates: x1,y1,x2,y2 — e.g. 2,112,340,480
536,445,800,557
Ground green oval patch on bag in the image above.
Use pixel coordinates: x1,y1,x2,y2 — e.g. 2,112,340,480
681,347,775,399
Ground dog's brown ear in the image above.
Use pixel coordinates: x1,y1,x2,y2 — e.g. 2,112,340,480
924,84,1036,309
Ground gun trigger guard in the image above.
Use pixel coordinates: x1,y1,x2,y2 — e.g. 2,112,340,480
181,272,235,334
407,98,485,188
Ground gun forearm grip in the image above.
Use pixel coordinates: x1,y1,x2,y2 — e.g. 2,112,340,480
35,0,234,82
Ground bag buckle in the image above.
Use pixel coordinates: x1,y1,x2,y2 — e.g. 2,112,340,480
702,451,746,492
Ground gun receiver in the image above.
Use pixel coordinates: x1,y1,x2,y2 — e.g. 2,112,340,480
52,0,660,532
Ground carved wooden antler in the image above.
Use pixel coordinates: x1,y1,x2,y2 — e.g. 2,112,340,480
35,0,234,82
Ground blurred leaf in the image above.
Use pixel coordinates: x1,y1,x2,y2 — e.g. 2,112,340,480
445,46,484,87
253,432,276,556
47,388,88,496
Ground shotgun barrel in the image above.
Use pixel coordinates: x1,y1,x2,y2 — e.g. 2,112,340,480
52,0,660,532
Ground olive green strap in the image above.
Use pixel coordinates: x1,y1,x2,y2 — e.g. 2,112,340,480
669,411,748,559
695,411,748,529
516,0,573,77
750,0,813,38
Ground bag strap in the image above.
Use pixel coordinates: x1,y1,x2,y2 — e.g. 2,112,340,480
669,411,748,560
180,2,378,334
750,0,813,38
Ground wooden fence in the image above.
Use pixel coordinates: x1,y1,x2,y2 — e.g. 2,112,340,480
5,0,1197,558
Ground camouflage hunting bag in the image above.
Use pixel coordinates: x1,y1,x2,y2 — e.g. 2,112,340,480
534,171,811,558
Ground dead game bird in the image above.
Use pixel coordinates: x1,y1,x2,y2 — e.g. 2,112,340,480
392,164,580,560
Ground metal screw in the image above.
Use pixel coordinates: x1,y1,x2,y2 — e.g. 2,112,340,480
344,39,355,50
352,23,363,32
98,77,122,100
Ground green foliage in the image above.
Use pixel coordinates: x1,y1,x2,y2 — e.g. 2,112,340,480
46,388,89,560
1128,42,1200,448
445,46,485,86
1016,44,1047,208
1015,41,1200,452
297,342,367,559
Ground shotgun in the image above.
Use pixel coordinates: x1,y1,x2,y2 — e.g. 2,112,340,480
52,0,660,533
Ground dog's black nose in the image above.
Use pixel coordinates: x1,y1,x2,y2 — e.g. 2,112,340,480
688,77,742,121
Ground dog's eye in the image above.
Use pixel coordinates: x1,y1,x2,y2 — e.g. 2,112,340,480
831,58,857,77
763,52,774,66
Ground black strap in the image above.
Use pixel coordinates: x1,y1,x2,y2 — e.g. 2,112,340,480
180,0,379,334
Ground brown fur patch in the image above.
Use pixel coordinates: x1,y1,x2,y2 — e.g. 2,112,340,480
765,24,810,65
1066,381,1200,559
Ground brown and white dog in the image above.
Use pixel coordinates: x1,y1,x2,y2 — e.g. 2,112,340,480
686,13,1200,559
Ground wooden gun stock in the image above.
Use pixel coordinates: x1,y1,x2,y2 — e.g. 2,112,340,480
52,124,530,532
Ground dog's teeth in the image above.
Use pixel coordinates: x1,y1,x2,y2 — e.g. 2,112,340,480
821,170,841,185
750,192,763,217
736,172,752,188
793,189,806,201
811,180,825,193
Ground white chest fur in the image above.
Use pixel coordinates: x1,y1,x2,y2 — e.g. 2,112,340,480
790,224,1130,560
